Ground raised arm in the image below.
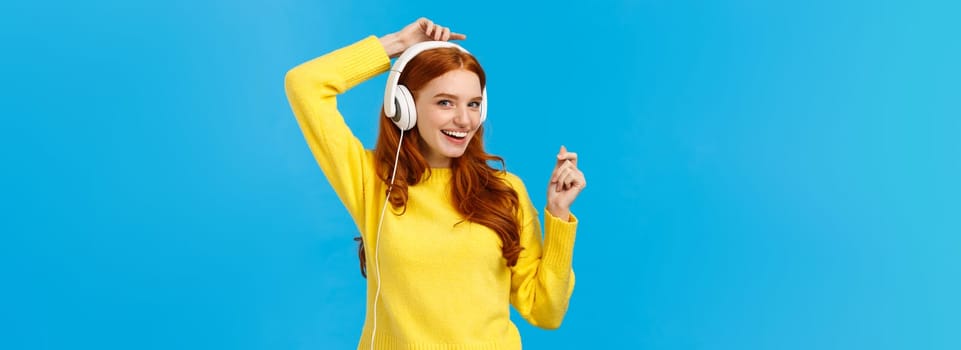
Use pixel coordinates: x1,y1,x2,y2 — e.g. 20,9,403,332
509,147,587,328
284,36,388,223
283,18,468,224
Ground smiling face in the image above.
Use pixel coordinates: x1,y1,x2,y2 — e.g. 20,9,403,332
414,69,484,168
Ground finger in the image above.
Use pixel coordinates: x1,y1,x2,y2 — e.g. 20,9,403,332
559,170,585,192
425,21,435,36
434,26,445,40
554,146,568,169
557,149,578,167
560,171,582,191
554,173,567,192
549,163,563,192
552,165,574,191
561,152,578,166
415,17,430,30
573,170,587,190
562,160,577,181
557,174,571,192
557,162,573,184
441,27,451,41
550,159,573,183
450,32,467,40
559,172,574,191
556,145,578,166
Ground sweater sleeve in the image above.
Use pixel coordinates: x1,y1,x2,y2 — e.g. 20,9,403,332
507,174,578,329
283,36,390,225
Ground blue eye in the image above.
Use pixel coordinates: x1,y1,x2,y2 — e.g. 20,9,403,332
437,100,453,107
468,101,481,108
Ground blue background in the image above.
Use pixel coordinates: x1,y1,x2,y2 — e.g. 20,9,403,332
3,0,960,349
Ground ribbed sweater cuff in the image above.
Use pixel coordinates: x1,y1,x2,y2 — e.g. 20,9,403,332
330,35,391,90
542,210,577,273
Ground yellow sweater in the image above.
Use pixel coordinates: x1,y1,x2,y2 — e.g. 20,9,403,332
284,36,577,350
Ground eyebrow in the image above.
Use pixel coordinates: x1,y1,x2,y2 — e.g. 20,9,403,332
432,93,483,100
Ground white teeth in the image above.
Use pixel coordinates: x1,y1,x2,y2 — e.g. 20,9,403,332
442,130,468,138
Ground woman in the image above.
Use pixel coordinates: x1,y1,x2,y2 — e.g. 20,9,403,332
284,17,586,349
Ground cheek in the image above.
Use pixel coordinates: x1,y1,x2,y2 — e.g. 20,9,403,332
414,113,437,136
416,110,443,129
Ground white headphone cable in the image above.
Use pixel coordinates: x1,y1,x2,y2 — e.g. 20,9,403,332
370,129,404,350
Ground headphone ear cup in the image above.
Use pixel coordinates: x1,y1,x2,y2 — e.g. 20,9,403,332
393,85,417,131
479,88,487,125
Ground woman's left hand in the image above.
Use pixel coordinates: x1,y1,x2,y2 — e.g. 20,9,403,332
547,145,586,221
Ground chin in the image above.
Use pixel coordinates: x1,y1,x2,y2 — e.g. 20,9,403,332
443,150,468,159
440,137,472,157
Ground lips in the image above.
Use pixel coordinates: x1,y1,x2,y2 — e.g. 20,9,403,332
442,129,468,139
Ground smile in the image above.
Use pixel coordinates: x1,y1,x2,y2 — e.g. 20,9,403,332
442,130,468,139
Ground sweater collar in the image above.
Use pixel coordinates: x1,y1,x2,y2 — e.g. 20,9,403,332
421,167,453,184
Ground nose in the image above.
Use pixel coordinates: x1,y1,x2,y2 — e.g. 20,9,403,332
453,104,471,127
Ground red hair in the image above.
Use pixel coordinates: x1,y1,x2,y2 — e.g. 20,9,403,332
355,48,522,278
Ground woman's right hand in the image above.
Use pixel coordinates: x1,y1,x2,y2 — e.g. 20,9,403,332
379,18,467,58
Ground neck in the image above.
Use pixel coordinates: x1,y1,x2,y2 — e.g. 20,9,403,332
424,153,452,168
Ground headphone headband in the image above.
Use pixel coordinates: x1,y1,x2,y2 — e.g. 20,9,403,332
383,41,470,118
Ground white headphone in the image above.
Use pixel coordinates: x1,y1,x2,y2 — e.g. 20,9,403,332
383,41,488,131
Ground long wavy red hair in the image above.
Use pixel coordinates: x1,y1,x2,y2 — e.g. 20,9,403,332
354,47,522,278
